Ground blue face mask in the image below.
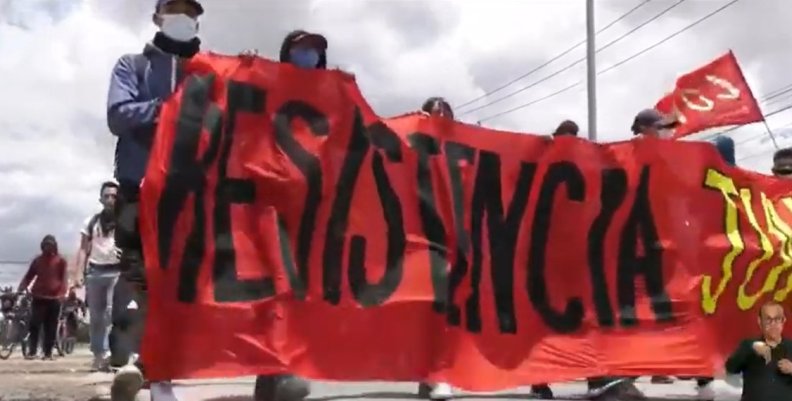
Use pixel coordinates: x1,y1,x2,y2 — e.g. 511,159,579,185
289,48,320,69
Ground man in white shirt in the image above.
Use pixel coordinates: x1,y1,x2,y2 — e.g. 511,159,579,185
75,181,121,371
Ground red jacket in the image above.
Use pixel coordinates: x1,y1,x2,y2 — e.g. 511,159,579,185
19,241,67,300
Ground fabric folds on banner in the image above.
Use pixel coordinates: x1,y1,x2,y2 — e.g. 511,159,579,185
138,53,792,390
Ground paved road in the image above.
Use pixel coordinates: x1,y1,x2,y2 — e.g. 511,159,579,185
0,346,744,400
127,377,743,401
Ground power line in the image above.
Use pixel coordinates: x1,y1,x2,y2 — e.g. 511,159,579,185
762,83,792,100
455,0,653,110
702,101,792,142
734,118,792,147
460,0,687,116
478,0,740,123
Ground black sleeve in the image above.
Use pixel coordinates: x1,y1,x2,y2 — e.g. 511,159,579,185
726,339,753,374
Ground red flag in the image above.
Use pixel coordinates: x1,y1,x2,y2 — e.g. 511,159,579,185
655,51,763,139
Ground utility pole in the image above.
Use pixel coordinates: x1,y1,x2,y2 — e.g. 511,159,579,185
586,0,597,141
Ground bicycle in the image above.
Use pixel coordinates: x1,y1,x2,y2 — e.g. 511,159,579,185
55,293,83,356
0,288,33,360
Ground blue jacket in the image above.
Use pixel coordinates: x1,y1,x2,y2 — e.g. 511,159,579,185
107,43,180,187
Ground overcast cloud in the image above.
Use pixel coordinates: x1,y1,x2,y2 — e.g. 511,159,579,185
0,0,791,262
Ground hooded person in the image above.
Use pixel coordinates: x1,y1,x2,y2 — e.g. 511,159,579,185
106,1,205,400
18,235,67,361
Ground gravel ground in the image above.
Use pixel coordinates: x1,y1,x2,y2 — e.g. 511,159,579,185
0,345,111,401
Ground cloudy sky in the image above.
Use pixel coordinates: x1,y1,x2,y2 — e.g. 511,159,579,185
0,0,791,262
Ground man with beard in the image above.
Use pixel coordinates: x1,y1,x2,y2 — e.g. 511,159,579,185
105,1,203,400
75,181,120,372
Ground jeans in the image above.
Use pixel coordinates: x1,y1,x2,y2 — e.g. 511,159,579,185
85,265,119,358
29,298,60,357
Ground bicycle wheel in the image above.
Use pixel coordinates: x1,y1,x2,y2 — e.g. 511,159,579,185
20,332,31,358
0,320,14,360
64,338,75,355
54,321,65,357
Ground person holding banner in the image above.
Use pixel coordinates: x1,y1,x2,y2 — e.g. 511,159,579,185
631,108,680,139
105,0,205,400
278,29,328,69
251,29,332,401
415,96,456,400
551,119,579,137
420,97,454,120
712,136,736,166
772,148,792,178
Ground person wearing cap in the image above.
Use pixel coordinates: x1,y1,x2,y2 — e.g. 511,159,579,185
250,30,328,401
279,29,328,69
631,108,680,138
106,0,204,400
552,119,579,137
773,148,792,179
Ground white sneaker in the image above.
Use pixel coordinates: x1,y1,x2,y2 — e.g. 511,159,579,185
429,383,453,400
150,381,180,401
110,363,144,401
91,351,111,371
697,382,716,400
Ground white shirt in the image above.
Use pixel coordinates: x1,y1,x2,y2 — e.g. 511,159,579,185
81,214,120,266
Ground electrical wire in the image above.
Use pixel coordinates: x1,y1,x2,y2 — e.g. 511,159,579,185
478,0,741,123
459,0,687,116
702,101,792,143
455,0,653,110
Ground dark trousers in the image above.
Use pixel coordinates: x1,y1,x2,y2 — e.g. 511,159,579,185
109,184,148,368
109,268,147,367
29,298,60,357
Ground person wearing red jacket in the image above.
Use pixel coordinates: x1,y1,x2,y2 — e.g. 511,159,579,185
17,234,67,360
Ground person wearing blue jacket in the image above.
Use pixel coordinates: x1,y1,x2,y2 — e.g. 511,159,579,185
106,1,203,400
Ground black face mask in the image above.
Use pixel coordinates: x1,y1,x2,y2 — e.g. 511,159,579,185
153,32,201,58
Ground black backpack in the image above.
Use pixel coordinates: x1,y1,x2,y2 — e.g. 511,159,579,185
85,213,102,242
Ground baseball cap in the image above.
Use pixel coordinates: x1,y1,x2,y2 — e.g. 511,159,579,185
290,31,328,50
631,108,679,135
156,0,204,15
552,120,579,137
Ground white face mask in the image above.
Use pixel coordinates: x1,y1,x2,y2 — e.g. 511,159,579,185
657,128,674,139
160,14,198,42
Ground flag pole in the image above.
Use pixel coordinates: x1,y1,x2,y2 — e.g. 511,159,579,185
762,118,780,149
586,0,597,141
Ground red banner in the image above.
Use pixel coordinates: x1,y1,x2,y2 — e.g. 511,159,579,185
656,51,763,138
139,54,792,389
